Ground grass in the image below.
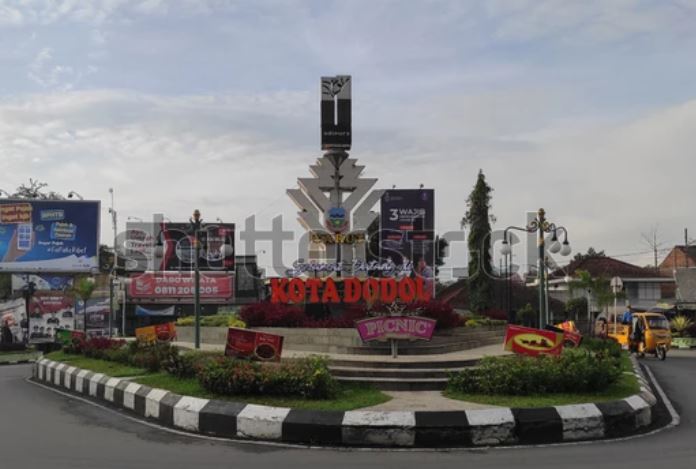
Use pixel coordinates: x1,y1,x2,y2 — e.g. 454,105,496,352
45,351,151,377
0,350,40,363
133,373,391,411
444,352,641,408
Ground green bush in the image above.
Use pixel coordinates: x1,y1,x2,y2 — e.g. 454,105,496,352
447,348,623,395
580,337,622,359
163,350,218,379
177,314,246,328
128,342,179,372
197,355,337,399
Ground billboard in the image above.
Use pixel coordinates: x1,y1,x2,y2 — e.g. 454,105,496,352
122,221,235,272
128,271,234,304
380,189,435,293
321,75,352,150
225,328,283,362
0,199,99,273
12,274,73,292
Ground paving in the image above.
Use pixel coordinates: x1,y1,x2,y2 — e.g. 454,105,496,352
362,390,499,411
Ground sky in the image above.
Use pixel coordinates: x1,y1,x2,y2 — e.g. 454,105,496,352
0,0,695,276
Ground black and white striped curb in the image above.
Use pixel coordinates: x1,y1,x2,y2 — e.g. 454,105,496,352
33,358,658,448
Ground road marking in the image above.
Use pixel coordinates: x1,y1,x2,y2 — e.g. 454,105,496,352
643,364,680,427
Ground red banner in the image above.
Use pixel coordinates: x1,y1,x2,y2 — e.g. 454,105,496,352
225,328,284,362
504,325,563,357
28,292,74,315
128,272,234,302
554,321,583,348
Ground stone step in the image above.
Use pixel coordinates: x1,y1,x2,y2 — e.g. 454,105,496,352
329,366,470,379
329,358,479,369
335,376,448,391
347,337,502,356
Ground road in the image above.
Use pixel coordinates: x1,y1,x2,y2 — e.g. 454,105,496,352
0,351,694,469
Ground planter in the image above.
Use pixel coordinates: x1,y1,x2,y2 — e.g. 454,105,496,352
671,337,696,349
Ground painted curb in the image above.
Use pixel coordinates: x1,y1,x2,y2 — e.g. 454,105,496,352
31,357,658,448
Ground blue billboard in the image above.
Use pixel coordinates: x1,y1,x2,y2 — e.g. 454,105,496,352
0,199,100,273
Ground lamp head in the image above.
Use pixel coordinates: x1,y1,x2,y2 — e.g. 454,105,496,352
192,209,201,222
500,241,512,256
560,240,572,256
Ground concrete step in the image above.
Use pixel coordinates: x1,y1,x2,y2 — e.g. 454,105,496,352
329,358,479,369
346,337,502,356
335,376,449,391
329,366,470,379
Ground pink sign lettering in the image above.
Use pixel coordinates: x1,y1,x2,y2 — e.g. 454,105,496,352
356,316,436,342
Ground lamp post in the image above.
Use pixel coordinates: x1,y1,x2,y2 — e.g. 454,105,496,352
108,188,118,337
189,209,203,349
22,280,37,344
500,208,572,328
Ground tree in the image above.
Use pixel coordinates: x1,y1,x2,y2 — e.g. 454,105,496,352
11,179,65,200
463,170,494,313
72,276,96,333
434,235,449,277
0,274,11,300
572,247,606,263
641,224,664,270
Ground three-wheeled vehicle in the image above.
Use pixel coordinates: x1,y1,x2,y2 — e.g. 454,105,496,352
596,312,671,360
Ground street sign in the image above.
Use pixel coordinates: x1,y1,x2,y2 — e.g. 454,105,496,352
610,276,623,294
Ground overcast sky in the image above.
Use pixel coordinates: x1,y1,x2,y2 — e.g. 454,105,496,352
1,0,695,275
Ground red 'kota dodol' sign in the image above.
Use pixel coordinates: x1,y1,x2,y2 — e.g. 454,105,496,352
270,277,432,304
356,316,436,342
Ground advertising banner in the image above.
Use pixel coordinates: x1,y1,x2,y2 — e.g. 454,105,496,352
0,298,26,343
128,272,234,303
503,325,564,357
0,199,99,273
28,292,74,315
380,189,435,293
135,322,177,344
550,321,583,348
225,328,283,362
356,316,436,342
75,297,110,333
12,274,73,292
123,221,235,272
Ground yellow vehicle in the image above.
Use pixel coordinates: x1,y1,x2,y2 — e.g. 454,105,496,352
596,312,671,360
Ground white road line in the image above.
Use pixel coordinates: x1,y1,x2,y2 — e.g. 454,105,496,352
643,364,680,427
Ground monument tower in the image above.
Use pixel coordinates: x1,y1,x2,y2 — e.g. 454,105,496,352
287,76,383,275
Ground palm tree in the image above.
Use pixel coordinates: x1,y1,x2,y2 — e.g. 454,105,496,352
72,276,96,334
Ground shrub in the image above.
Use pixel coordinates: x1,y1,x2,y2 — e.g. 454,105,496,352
163,350,218,379
128,342,179,372
239,303,306,327
65,337,126,359
580,337,622,359
411,300,461,329
447,348,623,395
176,316,195,327
196,355,337,399
670,316,694,337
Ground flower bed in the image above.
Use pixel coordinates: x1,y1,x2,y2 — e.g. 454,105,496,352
62,337,338,399
447,338,624,396
239,300,465,329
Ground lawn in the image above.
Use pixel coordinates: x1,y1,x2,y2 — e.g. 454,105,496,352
0,350,40,363
134,373,391,411
44,351,151,377
44,352,391,411
444,352,641,408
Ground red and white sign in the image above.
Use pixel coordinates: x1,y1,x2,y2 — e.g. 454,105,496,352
503,325,564,357
28,292,74,315
356,316,436,342
225,328,284,362
128,272,234,302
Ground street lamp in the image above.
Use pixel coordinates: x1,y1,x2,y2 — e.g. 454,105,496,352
500,208,572,328
108,188,118,337
67,191,84,200
189,209,203,349
22,280,37,344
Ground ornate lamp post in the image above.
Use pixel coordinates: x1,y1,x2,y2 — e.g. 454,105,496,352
500,208,572,327
189,209,203,349
22,280,37,344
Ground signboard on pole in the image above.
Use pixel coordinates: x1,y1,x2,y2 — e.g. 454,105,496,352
380,189,435,294
123,221,235,272
321,75,352,150
135,322,177,344
0,199,100,273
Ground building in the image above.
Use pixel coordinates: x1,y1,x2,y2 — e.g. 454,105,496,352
548,255,675,312
659,245,696,275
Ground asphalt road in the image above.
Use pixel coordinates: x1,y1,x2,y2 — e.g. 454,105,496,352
1,351,694,469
